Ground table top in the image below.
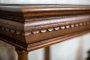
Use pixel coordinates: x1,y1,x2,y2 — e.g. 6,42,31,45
0,4,90,51
0,4,90,12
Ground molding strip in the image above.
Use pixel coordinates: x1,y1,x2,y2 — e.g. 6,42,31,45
0,5,90,51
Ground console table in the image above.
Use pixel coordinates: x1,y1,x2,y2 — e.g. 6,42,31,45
0,4,90,60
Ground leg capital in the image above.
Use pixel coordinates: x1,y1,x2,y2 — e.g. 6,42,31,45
16,48,28,60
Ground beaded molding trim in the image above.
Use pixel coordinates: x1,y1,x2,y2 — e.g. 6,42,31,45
25,21,90,35
0,21,90,36
0,27,22,35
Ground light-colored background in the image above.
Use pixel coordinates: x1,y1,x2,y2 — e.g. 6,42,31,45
0,0,90,5
0,0,90,60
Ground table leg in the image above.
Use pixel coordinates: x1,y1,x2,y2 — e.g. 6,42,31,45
16,48,28,60
45,47,50,60
86,50,90,60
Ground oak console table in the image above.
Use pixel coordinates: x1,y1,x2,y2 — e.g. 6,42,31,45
0,4,90,60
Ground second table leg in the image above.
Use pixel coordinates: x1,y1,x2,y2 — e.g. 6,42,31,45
45,47,50,60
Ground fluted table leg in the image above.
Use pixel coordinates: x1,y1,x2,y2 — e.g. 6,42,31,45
16,48,28,60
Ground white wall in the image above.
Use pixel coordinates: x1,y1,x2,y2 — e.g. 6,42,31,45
51,33,90,60
0,0,90,5
0,41,17,60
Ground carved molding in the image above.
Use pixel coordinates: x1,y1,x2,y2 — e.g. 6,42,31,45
0,5,90,51
0,20,90,35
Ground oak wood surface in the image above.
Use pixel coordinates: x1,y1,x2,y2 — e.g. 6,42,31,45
0,4,90,51
45,47,50,60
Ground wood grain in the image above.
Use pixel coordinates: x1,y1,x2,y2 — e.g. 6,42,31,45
0,5,90,51
45,47,50,60
16,48,28,60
